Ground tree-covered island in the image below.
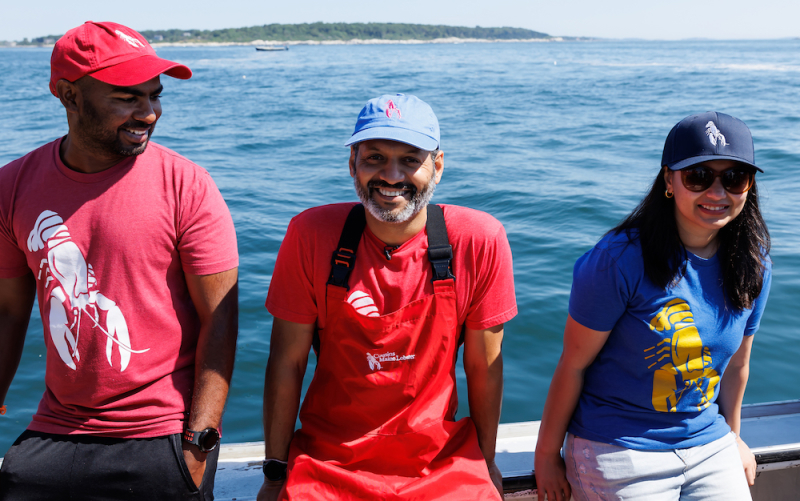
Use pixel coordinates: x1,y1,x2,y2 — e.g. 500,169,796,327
7,22,568,46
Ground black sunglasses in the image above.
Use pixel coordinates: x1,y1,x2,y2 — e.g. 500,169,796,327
679,165,756,194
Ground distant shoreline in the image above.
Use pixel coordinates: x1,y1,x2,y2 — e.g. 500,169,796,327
1,37,582,49
156,37,573,47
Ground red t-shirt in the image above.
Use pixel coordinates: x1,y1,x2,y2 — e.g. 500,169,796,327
266,203,517,331
0,138,238,438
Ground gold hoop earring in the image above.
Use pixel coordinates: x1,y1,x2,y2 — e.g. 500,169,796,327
665,190,674,199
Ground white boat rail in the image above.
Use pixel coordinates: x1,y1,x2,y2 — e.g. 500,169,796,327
2,400,798,499
211,399,800,500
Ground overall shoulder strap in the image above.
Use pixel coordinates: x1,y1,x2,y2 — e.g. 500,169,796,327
327,204,367,290
426,204,455,282
317,204,366,355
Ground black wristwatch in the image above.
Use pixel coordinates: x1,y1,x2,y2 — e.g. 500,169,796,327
263,459,288,482
182,427,221,453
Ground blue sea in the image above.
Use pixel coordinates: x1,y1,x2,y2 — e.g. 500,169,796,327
1,40,799,454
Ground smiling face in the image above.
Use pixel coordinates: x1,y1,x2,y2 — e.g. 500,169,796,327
665,159,749,248
73,75,163,159
350,139,443,225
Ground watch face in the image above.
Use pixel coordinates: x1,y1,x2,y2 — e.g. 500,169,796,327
199,428,220,452
263,460,287,481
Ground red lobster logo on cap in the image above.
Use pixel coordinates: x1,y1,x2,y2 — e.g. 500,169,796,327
385,100,402,119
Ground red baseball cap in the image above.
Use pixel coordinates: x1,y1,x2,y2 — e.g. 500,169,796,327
50,21,192,97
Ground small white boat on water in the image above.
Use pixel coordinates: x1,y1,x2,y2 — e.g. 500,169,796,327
211,399,800,500
255,45,288,51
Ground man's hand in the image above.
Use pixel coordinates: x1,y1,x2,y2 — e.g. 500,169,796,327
486,459,503,497
535,450,571,501
736,435,757,486
257,479,286,501
181,441,208,489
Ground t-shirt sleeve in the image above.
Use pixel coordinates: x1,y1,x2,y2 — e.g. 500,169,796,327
177,170,239,275
0,163,30,278
464,224,517,331
265,218,318,325
0,221,28,278
744,258,772,336
568,244,631,332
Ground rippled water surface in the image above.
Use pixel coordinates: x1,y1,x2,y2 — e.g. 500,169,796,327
1,40,799,452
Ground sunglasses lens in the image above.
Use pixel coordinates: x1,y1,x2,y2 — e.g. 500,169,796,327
722,169,754,194
681,167,713,192
679,165,755,194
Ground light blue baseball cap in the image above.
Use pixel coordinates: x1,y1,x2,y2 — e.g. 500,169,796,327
344,94,440,151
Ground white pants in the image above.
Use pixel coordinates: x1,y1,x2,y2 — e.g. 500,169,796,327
564,432,751,501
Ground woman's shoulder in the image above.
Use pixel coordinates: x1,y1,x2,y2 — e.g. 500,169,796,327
571,229,647,289
591,228,643,264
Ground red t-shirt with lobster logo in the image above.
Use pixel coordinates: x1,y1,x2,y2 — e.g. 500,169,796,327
0,138,238,438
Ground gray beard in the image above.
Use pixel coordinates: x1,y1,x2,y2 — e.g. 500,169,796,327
354,174,437,224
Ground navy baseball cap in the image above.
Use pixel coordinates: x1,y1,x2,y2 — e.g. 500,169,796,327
662,112,761,172
344,94,440,151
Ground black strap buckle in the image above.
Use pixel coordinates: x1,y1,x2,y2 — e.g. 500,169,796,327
328,247,355,290
428,244,455,282
326,205,367,290
426,204,455,282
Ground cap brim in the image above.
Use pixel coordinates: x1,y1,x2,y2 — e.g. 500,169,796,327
668,154,762,173
89,55,192,87
344,126,439,151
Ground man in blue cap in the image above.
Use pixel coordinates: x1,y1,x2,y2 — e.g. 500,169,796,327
258,94,517,500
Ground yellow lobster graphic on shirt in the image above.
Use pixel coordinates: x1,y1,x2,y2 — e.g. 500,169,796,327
644,298,720,412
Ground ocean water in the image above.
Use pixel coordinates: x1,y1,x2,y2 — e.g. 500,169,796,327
1,40,799,454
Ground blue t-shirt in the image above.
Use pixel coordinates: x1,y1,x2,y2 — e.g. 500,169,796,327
567,230,771,449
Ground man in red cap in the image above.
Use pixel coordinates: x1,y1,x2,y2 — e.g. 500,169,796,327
0,21,238,500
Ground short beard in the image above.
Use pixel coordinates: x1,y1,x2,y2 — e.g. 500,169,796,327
77,98,151,158
354,173,437,224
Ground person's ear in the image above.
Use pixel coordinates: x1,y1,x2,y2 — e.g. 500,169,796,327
663,166,674,194
433,150,444,184
56,79,80,114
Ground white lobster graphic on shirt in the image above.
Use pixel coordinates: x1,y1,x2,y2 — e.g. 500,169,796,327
27,210,149,371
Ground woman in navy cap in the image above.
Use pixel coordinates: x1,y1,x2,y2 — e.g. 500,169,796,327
535,112,771,501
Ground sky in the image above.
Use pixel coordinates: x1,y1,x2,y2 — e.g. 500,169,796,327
2,0,798,42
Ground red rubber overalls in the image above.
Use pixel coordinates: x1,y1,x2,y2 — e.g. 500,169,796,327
281,204,500,500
